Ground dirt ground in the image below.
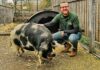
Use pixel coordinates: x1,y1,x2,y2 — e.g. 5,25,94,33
0,36,100,70
0,23,100,70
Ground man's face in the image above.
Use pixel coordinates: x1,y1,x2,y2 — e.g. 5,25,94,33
60,3,69,16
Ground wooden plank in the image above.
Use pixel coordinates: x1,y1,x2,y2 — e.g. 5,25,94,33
95,0,99,41
84,0,86,35
86,0,89,37
0,32,10,36
98,0,100,42
80,42,100,59
88,0,96,53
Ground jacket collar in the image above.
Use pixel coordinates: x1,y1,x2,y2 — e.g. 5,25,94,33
60,12,70,20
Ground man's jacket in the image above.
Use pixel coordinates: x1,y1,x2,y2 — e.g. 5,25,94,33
45,12,81,34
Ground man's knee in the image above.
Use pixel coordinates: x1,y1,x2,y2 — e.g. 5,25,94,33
52,31,64,43
53,31,62,40
68,33,80,42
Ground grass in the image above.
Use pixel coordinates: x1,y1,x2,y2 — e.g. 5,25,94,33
80,35,90,46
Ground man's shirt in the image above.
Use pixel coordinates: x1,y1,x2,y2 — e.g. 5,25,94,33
45,12,80,34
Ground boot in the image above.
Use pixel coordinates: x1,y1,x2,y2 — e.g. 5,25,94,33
67,49,77,57
62,42,71,53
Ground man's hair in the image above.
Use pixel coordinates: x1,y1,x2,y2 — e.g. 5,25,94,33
59,2,69,7
57,2,68,7
61,1,67,4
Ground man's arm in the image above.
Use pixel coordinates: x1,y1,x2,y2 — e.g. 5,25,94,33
44,21,57,27
64,16,80,34
44,14,59,27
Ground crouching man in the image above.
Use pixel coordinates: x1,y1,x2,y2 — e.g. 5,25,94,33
45,2,83,57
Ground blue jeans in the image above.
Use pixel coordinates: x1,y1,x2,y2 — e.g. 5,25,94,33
52,31,82,51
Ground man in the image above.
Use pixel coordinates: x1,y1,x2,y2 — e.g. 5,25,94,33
44,2,82,57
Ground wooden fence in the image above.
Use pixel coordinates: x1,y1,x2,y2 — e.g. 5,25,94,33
13,10,34,22
69,0,100,42
0,5,14,24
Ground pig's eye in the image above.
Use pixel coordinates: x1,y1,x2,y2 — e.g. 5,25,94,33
52,46,55,49
51,42,55,45
46,39,49,43
46,39,48,42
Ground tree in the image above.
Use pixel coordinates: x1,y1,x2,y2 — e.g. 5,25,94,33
39,0,51,10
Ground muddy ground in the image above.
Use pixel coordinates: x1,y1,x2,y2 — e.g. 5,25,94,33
0,23,100,70
0,36,100,70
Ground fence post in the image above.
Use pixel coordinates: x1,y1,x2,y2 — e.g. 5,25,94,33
36,0,38,11
88,0,96,53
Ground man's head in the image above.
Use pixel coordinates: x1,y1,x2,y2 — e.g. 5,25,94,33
60,2,70,16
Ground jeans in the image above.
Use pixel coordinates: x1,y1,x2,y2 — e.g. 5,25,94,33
52,31,82,51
